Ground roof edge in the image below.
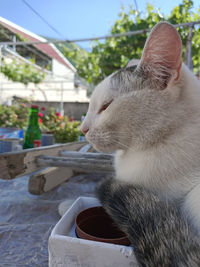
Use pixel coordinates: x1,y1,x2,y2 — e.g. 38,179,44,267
0,16,47,42
0,16,77,72
49,43,76,73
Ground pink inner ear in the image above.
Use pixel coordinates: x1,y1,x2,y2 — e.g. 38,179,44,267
140,22,182,73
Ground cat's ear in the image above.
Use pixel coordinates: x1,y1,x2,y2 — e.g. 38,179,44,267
127,59,140,68
138,22,182,89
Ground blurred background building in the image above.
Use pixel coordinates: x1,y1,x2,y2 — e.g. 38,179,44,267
0,16,89,105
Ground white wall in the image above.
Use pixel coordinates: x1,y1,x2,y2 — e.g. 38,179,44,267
0,58,89,103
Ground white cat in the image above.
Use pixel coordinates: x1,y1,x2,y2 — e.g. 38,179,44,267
81,22,200,232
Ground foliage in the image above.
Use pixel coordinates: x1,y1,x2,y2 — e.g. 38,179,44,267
0,100,29,128
62,0,200,88
168,0,200,72
57,42,88,68
40,108,81,143
0,103,81,143
1,59,46,85
53,122,80,143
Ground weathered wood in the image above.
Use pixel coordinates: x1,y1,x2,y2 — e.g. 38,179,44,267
78,143,92,153
37,155,114,173
28,167,74,195
0,141,87,179
60,151,112,160
0,153,26,179
28,143,93,195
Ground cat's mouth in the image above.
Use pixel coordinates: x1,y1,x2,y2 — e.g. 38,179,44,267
92,143,114,153
85,129,119,153
86,136,116,153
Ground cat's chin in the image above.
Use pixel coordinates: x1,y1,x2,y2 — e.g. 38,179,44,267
90,142,116,153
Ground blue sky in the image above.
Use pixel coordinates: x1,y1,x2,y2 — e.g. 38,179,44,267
0,0,199,49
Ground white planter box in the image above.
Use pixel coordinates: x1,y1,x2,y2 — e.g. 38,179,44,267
48,196,138,267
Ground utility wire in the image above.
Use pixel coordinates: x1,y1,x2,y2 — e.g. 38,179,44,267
0,21,199,46
22,0,65,39
133,0,138,12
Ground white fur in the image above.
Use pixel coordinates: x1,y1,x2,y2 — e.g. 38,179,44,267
115,65,200,231
81,22,200,232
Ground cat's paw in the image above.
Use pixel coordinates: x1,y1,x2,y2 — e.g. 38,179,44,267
96,178,131,226
96,178,162,223
95,177,115,206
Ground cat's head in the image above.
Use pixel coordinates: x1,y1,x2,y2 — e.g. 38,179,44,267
81,22,183,152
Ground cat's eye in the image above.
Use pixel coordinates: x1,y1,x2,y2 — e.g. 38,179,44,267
98,100,113,114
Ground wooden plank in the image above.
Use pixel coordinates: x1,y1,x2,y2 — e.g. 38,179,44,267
28,143,93,195
37,155,114,173
0,141,87,180
78,143,92,152
59,151,112,160
0,153,26,179
28,167,73,195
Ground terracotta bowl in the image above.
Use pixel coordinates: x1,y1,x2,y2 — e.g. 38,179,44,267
75,206,130,246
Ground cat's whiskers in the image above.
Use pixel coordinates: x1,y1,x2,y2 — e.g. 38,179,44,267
109,132,132,139
109,131,130,134
92,132,114,148
95,131,127,142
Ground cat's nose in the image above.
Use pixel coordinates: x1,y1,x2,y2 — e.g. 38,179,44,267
81,126,89,135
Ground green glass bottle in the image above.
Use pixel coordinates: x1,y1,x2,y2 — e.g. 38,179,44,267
23,105,42,149
78,113,86,141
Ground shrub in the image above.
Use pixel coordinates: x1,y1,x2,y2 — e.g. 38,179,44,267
0,102,81,143
0,100,29,128
1,59,45,85
40,108,81,143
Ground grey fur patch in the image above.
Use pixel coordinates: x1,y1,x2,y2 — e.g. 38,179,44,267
96,178,200,267
110,65,139,93
110,64,172,93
